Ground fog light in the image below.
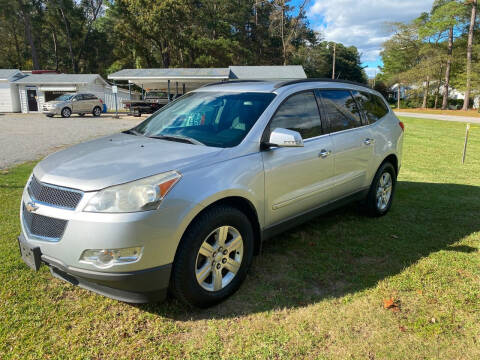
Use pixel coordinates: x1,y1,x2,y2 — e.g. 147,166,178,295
79,247,143,268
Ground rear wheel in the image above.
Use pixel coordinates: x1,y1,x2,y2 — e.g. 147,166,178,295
61,107,71,118
171,205,254,308
365,162,396,217
92,106,101,117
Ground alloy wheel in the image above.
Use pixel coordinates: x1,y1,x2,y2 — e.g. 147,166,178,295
195,226,244,292
376,172,392,211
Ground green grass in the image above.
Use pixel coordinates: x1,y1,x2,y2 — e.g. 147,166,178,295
2,117,480,359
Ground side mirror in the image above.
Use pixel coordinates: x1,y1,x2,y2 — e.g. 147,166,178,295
72,98,77,102
265,128,304,148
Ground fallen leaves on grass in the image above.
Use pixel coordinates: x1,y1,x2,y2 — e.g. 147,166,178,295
383,297,400,312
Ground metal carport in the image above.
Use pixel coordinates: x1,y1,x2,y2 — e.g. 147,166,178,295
107,66,307,100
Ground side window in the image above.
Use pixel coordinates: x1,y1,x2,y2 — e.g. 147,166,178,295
74,94,84,101
359,91,389,124
84,94,97,100
270,91,322,139
319,90,362,133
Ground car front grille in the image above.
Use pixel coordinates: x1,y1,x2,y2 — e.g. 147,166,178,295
22,204,68,241
28,176,83,210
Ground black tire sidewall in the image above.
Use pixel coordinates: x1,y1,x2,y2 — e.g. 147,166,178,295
61,108,71,118
172,206,254,307
367,162,396,216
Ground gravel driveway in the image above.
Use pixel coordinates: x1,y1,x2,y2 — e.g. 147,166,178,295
0,113,143,169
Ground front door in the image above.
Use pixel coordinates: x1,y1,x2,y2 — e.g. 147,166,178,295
27,89,38,112
71,94,85,113
262,91,335,226
318,89,374,198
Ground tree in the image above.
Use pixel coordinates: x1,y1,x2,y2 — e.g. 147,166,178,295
462,0,477,110
420,0,465,109
291,40,367,83
269,0,311,65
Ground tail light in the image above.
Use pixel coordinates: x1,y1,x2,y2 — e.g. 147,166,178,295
399,121,405,131
99,98,103,104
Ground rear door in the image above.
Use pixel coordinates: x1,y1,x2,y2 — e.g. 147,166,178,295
80,94,94,112
84,94,99,112
318,89,374,199
262,91,335,226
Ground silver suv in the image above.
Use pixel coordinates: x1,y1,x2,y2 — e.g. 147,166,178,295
43,93,103,118
18,79,404,307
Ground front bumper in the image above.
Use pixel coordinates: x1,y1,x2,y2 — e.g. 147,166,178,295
42,107,61,115
19,233,171,303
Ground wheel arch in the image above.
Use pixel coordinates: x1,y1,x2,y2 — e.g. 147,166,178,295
381,153,399,175
177,196,262,259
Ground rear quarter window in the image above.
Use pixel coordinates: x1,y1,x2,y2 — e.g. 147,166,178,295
358,91,389,124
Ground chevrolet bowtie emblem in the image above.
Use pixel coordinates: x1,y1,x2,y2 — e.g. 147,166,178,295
25,201,39,213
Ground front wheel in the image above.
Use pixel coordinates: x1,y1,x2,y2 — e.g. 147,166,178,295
170,206,254,308
61,107,71,118
365,162,396,217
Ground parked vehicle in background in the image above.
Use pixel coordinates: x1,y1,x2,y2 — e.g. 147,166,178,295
43,93,103,118
123,91,178,116
19,79,404,308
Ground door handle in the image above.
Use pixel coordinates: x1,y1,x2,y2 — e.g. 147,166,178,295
319,149,331,158
364,138,375,145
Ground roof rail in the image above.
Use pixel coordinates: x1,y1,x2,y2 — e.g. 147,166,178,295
274,78,372,90
202,79,266,88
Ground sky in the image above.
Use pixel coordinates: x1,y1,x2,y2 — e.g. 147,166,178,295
293,0,434,78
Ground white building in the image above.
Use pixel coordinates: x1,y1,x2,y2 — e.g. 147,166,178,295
0,69,24,112
13,73,138,113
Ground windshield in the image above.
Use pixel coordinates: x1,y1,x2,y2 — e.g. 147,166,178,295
133,91,276,148
54,94,74,101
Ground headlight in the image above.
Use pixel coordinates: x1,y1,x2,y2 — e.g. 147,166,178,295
83,171,181,213
79,247,143,268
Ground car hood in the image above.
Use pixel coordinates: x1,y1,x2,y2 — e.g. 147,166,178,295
34,133,224,191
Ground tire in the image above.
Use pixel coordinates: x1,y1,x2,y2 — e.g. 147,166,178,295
92,106,102,117
171,205,255,308
365,161,397,217
78,113,85,117
61,107,71,118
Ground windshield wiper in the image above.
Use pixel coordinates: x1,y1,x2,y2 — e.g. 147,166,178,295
148,135,204,145
123,129,143,136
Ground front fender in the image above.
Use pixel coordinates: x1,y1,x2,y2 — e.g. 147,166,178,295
167,152,265,231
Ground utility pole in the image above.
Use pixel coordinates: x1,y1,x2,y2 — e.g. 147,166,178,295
332,43,336,80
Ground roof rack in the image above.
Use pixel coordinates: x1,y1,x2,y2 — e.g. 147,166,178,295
202,79,266,88
274,78,372,90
